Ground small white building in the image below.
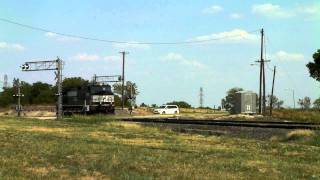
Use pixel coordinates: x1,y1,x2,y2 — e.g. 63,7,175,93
234,91,257,114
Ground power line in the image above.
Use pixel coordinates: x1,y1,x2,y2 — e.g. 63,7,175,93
0,17,260,45
265,36,296,89
263,34,275,73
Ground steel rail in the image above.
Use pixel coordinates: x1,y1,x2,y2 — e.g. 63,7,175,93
120,118,320,130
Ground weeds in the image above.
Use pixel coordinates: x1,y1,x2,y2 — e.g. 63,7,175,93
273,109,320,123
0,117,320,179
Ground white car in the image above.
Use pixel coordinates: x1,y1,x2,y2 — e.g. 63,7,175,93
154,105,179,114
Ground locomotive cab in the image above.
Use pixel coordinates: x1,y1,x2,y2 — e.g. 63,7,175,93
88,84,115,113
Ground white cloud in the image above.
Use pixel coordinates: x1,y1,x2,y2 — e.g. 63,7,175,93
163,53,206,69
0,41,25,51
112,41,150,50
298,4,320,14
45,32,80,42
297,3,320,20
190,29,259,43
202,5,223,14
273,51,305,61
45,32,57,37
103,55,121,61
230,13,243,19
71,53,124,63
72,53,100,61
252,3,294,18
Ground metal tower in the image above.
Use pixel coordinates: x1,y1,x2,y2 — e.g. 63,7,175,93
199,87,204,108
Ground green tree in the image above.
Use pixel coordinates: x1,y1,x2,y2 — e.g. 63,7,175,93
113,81,139,96
298,96,311,110
30,82,55,104
0,88,15,107
223,87,244,114
140,103,147,107
20,81,32,105
313,98,320,110
306,49,320,81
275,100,284,109
166,101,192,108
62,77,88,89
113,81,139,107
267,95,284,109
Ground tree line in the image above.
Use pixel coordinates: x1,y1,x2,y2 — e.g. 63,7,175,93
0,77,138,108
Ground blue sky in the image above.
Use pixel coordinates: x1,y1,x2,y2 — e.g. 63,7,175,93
0,0,319,107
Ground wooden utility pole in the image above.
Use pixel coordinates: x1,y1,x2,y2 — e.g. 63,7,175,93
292,90,296,109
258,28,264,115
120,51,129,110
270,66,276,116
57,58,63,119
262,60,266,115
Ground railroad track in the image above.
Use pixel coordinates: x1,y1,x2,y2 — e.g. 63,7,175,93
121,118,320,130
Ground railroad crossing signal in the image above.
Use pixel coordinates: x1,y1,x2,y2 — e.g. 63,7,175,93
54,71,59,80
12,78,24,117
20,58,63,119
20,60,59,71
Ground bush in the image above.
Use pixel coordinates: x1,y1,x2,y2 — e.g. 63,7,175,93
166,101,192,108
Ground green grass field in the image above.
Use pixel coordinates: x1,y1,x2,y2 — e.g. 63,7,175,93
0,116,320,179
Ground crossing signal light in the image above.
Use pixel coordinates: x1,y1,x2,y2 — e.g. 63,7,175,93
21,63,29,71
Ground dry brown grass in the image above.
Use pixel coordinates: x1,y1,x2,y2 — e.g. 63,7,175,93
25,127,69,133
287,130,316,139
133,107,154,115
180,108,226,114
273,109,320,122
1,117,320,179
26,166,53,176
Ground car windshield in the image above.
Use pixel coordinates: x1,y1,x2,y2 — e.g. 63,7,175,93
90,85,113,95
159,106,166,108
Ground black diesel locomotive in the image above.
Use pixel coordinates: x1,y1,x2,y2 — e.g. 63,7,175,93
62,83,115,114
